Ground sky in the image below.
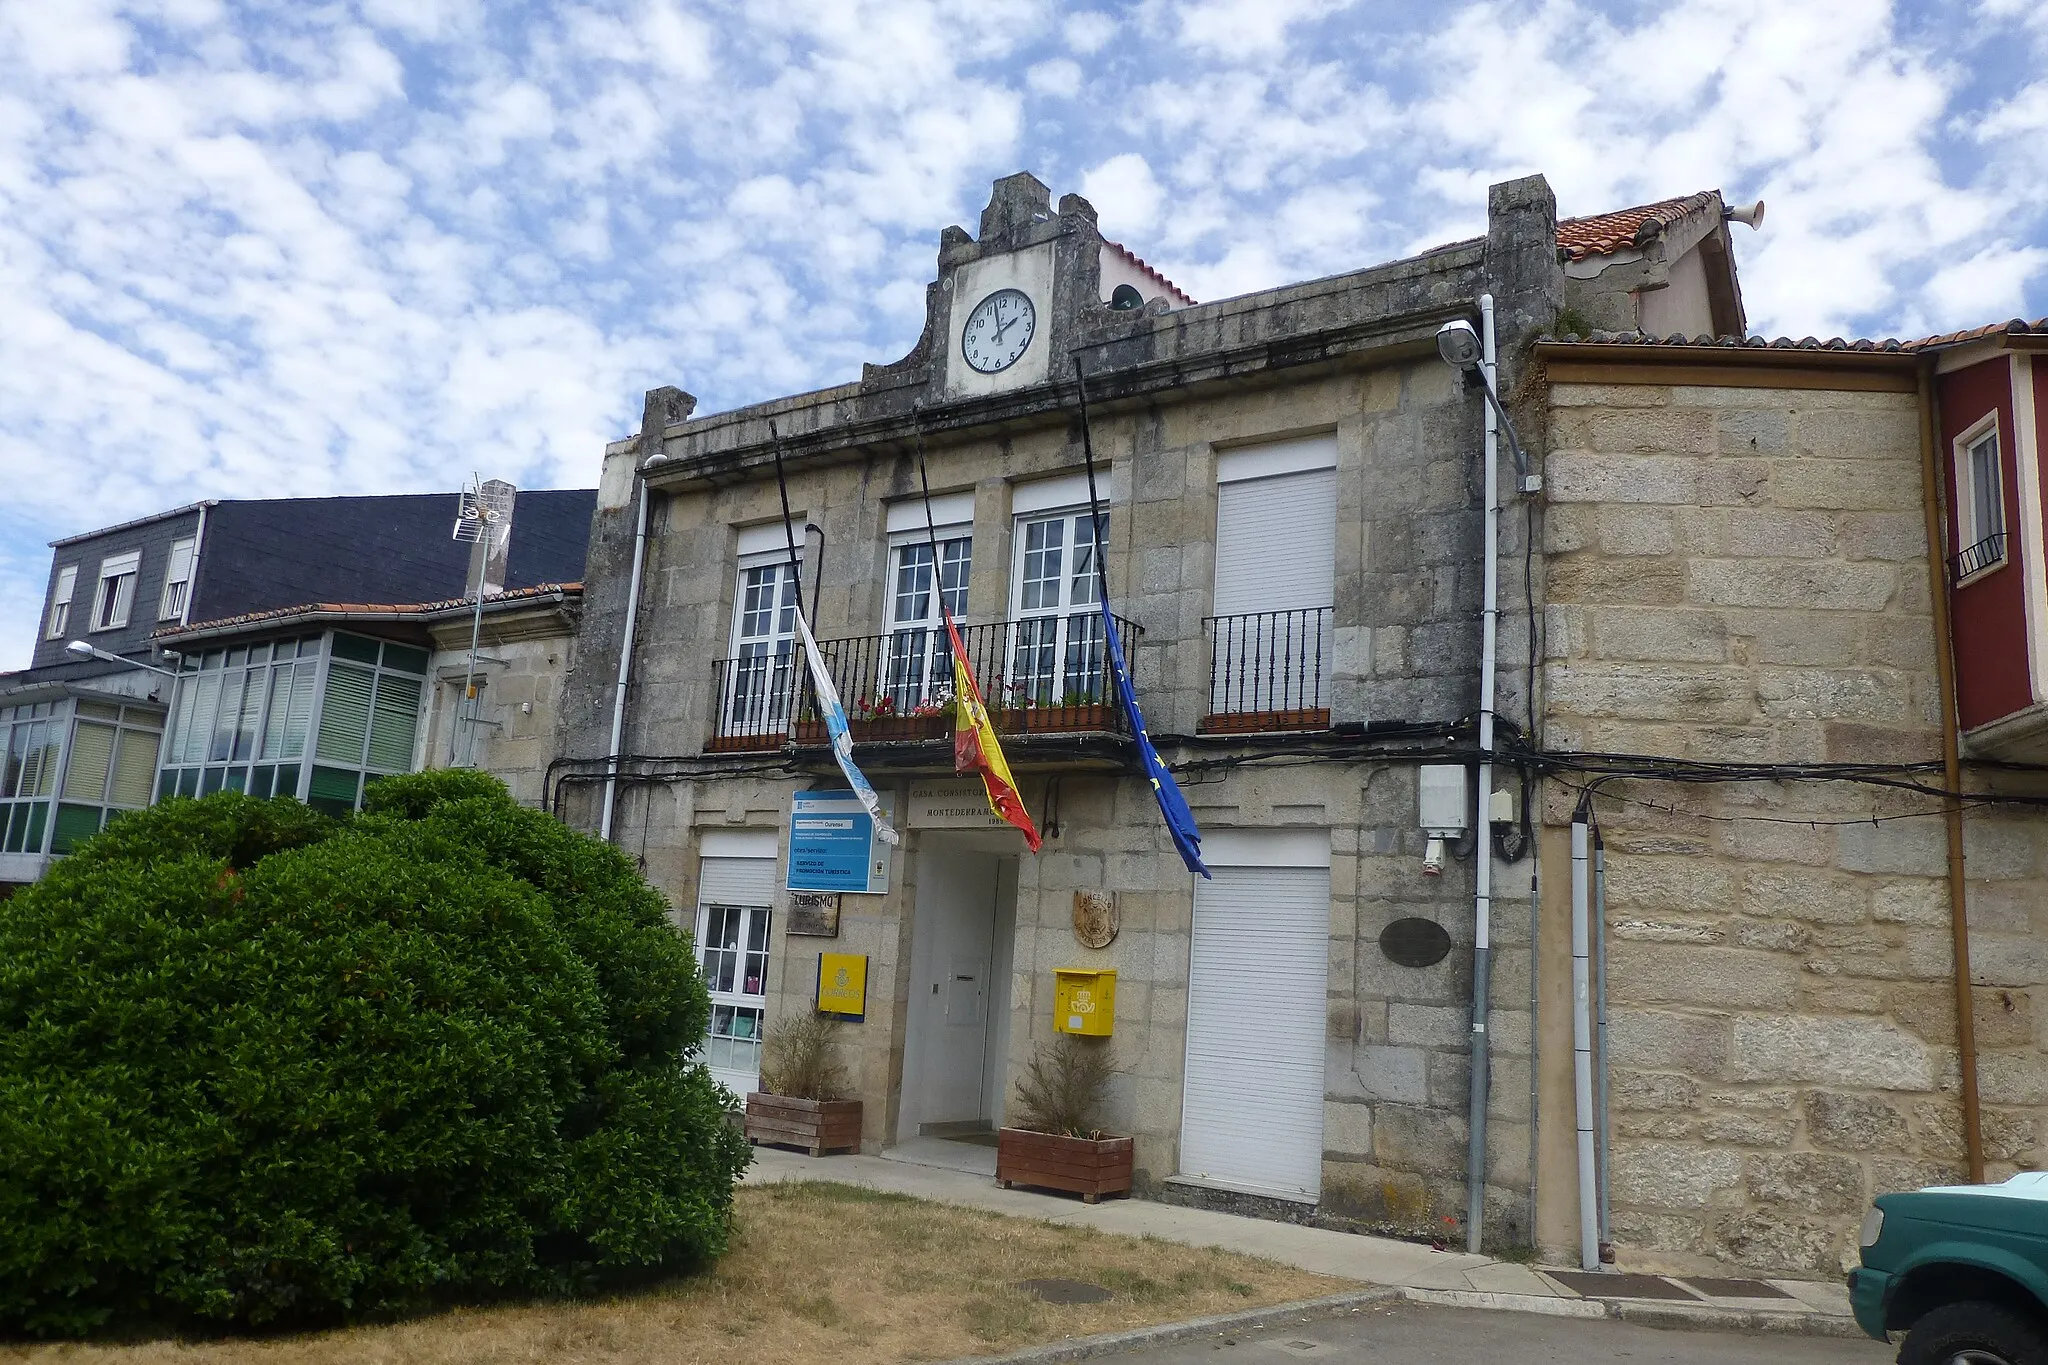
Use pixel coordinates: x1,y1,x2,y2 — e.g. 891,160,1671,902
3,0,2047,670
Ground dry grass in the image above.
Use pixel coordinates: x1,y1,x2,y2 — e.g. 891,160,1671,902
3,1183,1346,1365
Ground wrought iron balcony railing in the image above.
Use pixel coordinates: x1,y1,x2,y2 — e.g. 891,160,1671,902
709,614,1143,752
1952,531,2007,583
1200,607,1333,734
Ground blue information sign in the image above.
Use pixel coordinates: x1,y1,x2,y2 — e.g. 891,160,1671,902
787,791,892,894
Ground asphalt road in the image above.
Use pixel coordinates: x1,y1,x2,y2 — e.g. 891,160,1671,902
1105,1299,1894,1364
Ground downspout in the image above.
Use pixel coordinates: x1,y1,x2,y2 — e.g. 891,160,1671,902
1464,292,1501,1253
179,502,210,628
1570,797,1600,1270
600,476,650,843
1593,827,1613,1260
1916,358,1984,1182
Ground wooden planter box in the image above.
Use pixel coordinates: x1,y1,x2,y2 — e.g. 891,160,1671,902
744,1094,863,1157
995,1128,1133,1203
791,715,951,744
995,704,1115,735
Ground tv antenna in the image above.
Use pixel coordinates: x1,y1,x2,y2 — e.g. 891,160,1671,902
451,476,516,765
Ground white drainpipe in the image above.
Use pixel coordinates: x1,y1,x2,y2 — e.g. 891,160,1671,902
600,476,650,842
1571,805,1601,1271
1464,293,1501,1253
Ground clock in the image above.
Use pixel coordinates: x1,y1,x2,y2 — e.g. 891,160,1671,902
960,287,1036,374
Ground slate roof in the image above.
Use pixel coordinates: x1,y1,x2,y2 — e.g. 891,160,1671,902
1556,191,1721,261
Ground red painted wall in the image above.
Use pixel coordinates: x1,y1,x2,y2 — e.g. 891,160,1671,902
1941,355,2031,729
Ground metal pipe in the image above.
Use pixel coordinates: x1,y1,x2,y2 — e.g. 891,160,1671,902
1593,829,1612,1259
1915,358,1984,1181
601,477,651,842
1570,806,1599,1271
1526,849,1541,1253
1465,293,1501,1253
181,502,210,627
453,545,487,767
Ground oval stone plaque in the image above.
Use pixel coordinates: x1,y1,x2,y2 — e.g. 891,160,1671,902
1379,916,1453,968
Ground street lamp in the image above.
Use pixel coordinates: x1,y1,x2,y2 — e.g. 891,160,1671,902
65,639,179,678
1437,318,1541,495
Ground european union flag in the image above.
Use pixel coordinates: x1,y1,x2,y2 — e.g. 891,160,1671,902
1099,594,1209,879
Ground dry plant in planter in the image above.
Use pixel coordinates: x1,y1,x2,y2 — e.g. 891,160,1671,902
997,1035,1133,1202
745,1012,863,1156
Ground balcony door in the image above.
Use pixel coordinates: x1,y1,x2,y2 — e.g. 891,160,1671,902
1008,509,1108,708
1211,436,1336,721
884,533,971,714
724,555,800,740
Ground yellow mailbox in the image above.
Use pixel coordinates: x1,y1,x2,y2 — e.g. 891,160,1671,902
1053,967,1116,1037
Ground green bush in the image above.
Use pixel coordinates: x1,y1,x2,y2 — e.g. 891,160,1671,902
0,771,749,1337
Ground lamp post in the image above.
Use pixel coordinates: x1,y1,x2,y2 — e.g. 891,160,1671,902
65,639,179,678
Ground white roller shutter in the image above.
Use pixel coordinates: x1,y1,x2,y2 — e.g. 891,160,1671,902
1213,466,1336,617
1180,853,1330,1202
699,855,776,906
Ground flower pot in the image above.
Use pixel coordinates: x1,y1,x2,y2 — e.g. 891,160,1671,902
744,1093,864,1157
995,1127,1133,1203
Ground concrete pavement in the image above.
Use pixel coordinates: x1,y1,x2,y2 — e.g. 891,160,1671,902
743,1142,1859,1336
1048,1296,1890,1364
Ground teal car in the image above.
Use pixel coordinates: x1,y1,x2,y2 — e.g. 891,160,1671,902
1850,1171,2048,1364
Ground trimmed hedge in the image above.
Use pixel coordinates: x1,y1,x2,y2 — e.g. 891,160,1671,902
0,770,749,1337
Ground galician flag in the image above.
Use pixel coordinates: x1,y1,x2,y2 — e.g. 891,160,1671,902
943,611,1041,851
794,605,900,846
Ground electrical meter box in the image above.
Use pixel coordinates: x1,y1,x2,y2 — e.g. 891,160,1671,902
1053,968,1116,1037
1418,764,1470,834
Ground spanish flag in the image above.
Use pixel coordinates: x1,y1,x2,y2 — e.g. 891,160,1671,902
944,611,1041,851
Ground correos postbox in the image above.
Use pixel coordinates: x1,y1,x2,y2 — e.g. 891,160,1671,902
1053,967,1116,1036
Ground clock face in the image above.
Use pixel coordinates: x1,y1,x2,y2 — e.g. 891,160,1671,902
961,288,1037,374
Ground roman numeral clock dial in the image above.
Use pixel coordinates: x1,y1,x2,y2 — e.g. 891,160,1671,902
961,287,1036,374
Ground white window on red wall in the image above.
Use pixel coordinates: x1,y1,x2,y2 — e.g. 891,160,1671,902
1954,415,2007,583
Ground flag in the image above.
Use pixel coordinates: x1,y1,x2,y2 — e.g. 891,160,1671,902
795,606,900,846
1100,594,1209,878
943,612,1041,851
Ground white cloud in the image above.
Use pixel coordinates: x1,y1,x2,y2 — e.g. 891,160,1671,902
1063,11,1116,55
1028,59,1082,97
1080,152,1164,236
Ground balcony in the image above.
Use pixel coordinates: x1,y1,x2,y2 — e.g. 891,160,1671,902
709,615,1144,754
1200,607,1332,734
1952,531,2007,583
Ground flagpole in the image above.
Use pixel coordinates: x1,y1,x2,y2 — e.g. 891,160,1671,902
769,420,805,611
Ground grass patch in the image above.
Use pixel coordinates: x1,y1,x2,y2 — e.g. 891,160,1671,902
2,1182,1344,1365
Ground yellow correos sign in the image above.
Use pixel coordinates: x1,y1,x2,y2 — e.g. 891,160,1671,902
816,952,868,1019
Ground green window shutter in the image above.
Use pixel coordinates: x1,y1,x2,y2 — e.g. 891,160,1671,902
63,721,115,802
51,803,103,854
108,729,160,808
315,663,374,765
307,765,361,816
366,674,422,772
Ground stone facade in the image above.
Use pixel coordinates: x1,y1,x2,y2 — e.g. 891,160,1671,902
552,173,1563,1246
1536,362,2048,1275
419,594,581,808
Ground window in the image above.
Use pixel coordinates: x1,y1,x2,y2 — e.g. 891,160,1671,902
1007,509,1107,706
721,556,801,738
883,532,971,712
0,698,166,858
1209,438,1337,722
89,551,141,632
157,632,425,814
159,537,196,621
697,902,771,1087
44,566,76,640
1954,418,2007,582
0,703,63,856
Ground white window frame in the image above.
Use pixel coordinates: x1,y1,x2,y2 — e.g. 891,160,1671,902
882,526,971,714
694,900,771,1093
1954,413,2008,584
159,536,196,621
45,565,77,640
89,551,141,632
723,550,802,735
1006,506,1109,707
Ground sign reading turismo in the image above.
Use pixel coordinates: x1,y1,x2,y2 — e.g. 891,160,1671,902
787,791,893,894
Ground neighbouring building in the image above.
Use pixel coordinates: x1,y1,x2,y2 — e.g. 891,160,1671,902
1,489,593,887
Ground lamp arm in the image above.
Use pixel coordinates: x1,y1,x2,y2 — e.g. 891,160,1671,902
1476,372,1533,484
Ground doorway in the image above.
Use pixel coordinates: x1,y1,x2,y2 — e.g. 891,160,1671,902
897,836,1018,1158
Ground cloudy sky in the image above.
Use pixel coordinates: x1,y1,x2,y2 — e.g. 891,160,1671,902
3,0,2046,669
